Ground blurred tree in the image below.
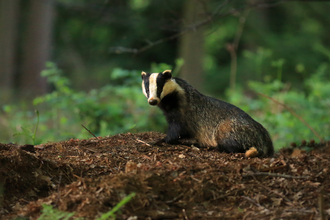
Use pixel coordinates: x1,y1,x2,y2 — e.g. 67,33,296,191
19,0,55,99
0,0,19,102
1,0,330,102
178,0,205,91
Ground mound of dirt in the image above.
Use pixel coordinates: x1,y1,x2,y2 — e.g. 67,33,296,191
0,132,329,219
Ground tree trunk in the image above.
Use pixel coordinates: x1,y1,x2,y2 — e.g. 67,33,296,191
0,0,19,103
20,0,54,99
178,0,205,91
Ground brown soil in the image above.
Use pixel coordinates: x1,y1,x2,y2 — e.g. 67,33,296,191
0,132,329,220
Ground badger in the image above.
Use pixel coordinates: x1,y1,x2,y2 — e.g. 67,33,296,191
141,70,274,157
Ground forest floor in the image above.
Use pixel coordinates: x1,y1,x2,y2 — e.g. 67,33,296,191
0,132,329,220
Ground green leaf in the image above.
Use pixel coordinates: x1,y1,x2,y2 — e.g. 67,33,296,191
3,105,12,113
97,192,136,220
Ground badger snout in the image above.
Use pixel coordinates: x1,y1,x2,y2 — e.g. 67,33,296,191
148,99,159,105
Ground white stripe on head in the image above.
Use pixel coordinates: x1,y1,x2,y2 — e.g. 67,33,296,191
141,81,147,98
148,73,159,102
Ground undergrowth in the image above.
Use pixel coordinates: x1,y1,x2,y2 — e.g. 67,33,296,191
38,192,136,220
226,62,330,150
1,60,329,150
1,62,169,144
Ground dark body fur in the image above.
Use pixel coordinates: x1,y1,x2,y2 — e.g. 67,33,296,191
158,77,274,158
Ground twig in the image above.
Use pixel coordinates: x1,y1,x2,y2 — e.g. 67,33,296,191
136,138,151,146
127,132,152,146
62,188,72,198
81,124,97,138
109,0,287,55
190,175,203,183
242,211,253,220
242,196,269,211
284,208,315,214
252,0,284,8
227,9,250,90
319,186,325,220
260,164,287,172
165,192,184,204
73,173,87,189
256,92,323,142
109,0,229,54
55,173,62,207
109,3,221,55
110,30,187,54
243,172,309,179
182,209,189,220
242,196,261,207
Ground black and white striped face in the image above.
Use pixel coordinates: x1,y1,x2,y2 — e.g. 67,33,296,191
141,70,178,106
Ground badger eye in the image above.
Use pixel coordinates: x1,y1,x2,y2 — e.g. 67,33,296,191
157,86,162,98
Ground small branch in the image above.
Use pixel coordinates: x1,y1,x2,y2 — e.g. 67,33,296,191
243,172,309,179
136,138,151,146
63,188,72,198
227,9,250,90
55,173,62,207
127,132,152,146
233,9,250,50
109,6,216,55
182,209,189,220
109,0,287,54
242,196,269,211
259,164,287,172
256,92,323,142
81,124,97,138
242,196,261,207
251,0,284,8
109,31,186,54
319,186,325,220
165,192,184,204
284,208,315,213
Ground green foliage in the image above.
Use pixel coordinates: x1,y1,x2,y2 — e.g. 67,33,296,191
130,0,150,10
31,62,167,142
13,110,40,145
98,192,136,220
226,63,330,150
1,58,329,151
2,104,42,145
38,204,77,220
1,57,329,151
39,1,330,96
2,62,177,144
243,47,273,81
38,192,136,220
1,59,185,144
150,58,184,77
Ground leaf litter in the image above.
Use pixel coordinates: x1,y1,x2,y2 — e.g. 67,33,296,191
0,132,329,219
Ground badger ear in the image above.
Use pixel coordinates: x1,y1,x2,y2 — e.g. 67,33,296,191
141,71,147,79
162,70,172,80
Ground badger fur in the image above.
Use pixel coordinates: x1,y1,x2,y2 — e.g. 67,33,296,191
141,70,274,157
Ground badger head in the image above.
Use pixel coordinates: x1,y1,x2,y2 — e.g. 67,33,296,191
141,70,179,106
